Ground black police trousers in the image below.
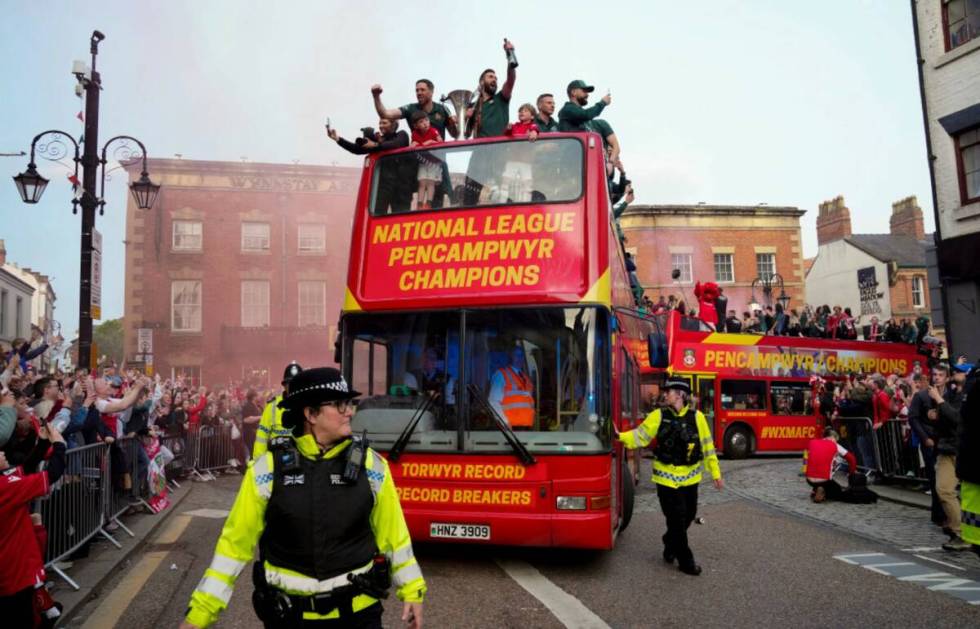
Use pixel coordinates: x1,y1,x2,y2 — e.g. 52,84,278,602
657,483,699,567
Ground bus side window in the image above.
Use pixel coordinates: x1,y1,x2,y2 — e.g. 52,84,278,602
770,381,813,416
720,380,767,411
698,377,715,417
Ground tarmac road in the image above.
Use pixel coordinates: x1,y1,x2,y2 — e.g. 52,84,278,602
63,461,980,628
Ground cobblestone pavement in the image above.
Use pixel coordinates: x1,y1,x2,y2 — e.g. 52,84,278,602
721,458,980,572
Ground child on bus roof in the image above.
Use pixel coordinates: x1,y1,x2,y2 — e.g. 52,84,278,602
505,103,540,140
410,110,442,210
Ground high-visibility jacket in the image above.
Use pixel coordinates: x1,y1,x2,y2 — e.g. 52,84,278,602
962,481,980,546
499,366,534,427
619,406,722,488
252,395,291,459
185,434,426,628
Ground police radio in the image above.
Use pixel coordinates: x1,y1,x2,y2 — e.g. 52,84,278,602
343,430,369,483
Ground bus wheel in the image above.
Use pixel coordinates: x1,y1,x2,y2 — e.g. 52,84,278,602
724,426,751,459
620,461,635,532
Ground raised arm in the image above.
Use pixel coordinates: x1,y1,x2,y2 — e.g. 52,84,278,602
562,100,607,125
501,39,517,101
372,84,403,120
98,379,147,414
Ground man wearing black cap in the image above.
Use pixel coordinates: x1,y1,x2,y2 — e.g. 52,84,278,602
558,80,611,132
183,367,426,629
252,362,302,459
617,377,723,576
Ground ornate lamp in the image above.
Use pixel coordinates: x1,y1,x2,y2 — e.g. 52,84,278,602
129,169,160,209
12,163,49,204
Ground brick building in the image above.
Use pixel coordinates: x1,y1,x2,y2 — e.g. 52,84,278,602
912,0,980,359
805,195,933,332
122,158,359,386
619,204,806,315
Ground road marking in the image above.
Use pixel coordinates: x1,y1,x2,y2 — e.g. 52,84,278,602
834,551,980,605
496,559,611,629
81,514,193,629
914,554,968,571
183,508,231,519
833,552,886,564
862,562,915,575
902,547,943,553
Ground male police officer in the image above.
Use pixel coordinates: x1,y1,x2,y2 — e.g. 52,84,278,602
181,367,425,628
617,377,723,575
253,362,302,459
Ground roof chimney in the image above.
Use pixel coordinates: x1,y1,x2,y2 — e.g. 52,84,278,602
816,195,852,246
889,196,925,240
0,239,6,266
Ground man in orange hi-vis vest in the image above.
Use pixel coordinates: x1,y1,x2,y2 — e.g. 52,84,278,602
489,344,535,428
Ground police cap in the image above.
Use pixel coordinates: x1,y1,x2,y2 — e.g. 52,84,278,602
278,367,360,411
282,361,303,386
663,377,691,395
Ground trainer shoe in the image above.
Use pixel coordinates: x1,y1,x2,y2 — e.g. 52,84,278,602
942,536,971,552
663,548,675,564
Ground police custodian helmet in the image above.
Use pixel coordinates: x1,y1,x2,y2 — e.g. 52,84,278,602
282,361,303,386
277,367,361,433
663,377,692,395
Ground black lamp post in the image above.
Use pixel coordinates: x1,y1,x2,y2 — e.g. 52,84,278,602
11,30,159,370
750,272,790,311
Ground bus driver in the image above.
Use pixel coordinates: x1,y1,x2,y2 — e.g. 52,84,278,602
489,344,535,429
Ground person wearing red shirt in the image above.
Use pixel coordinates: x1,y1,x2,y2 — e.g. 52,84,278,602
0,423,66,625
409,110,442,210
803,427,857,502
186,387,208,427
505,103,540,140
870,376,893,429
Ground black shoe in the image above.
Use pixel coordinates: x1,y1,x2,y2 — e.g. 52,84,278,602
663,549,675,564
679,563,702,576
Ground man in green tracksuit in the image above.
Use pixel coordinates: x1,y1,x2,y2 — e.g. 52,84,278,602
558,79,611,132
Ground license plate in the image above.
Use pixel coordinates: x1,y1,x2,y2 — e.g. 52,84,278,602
429,522,491,540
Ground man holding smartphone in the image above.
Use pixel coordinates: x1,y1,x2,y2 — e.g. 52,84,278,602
558,79,611,132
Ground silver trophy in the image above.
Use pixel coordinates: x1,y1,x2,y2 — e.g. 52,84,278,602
440,89,475,139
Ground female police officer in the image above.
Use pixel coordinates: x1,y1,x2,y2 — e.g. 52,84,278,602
617,377,723,576
180,367,425,628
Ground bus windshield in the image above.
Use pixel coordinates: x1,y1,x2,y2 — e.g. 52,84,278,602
370,137,584,215
346,306,610,454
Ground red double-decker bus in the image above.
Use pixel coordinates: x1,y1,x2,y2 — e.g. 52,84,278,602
338,132,643,549
628,310,926,458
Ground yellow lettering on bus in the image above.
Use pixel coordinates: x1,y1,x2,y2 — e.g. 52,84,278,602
560,212,575,232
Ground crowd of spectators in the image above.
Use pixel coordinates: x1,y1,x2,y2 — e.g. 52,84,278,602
1,330,281,620
812,355,975,551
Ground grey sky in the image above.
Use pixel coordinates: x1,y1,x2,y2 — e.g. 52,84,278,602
0,1,932,334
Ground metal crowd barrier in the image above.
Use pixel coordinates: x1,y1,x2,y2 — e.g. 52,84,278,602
834,416,880,473
37,442,112,590
160,434,186,489
104,438,153,536
37,423,244,590
872,418,927,483
189,423,242,481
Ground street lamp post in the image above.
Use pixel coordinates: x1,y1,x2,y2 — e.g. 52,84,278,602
11,30,159,371
750,273,791,312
